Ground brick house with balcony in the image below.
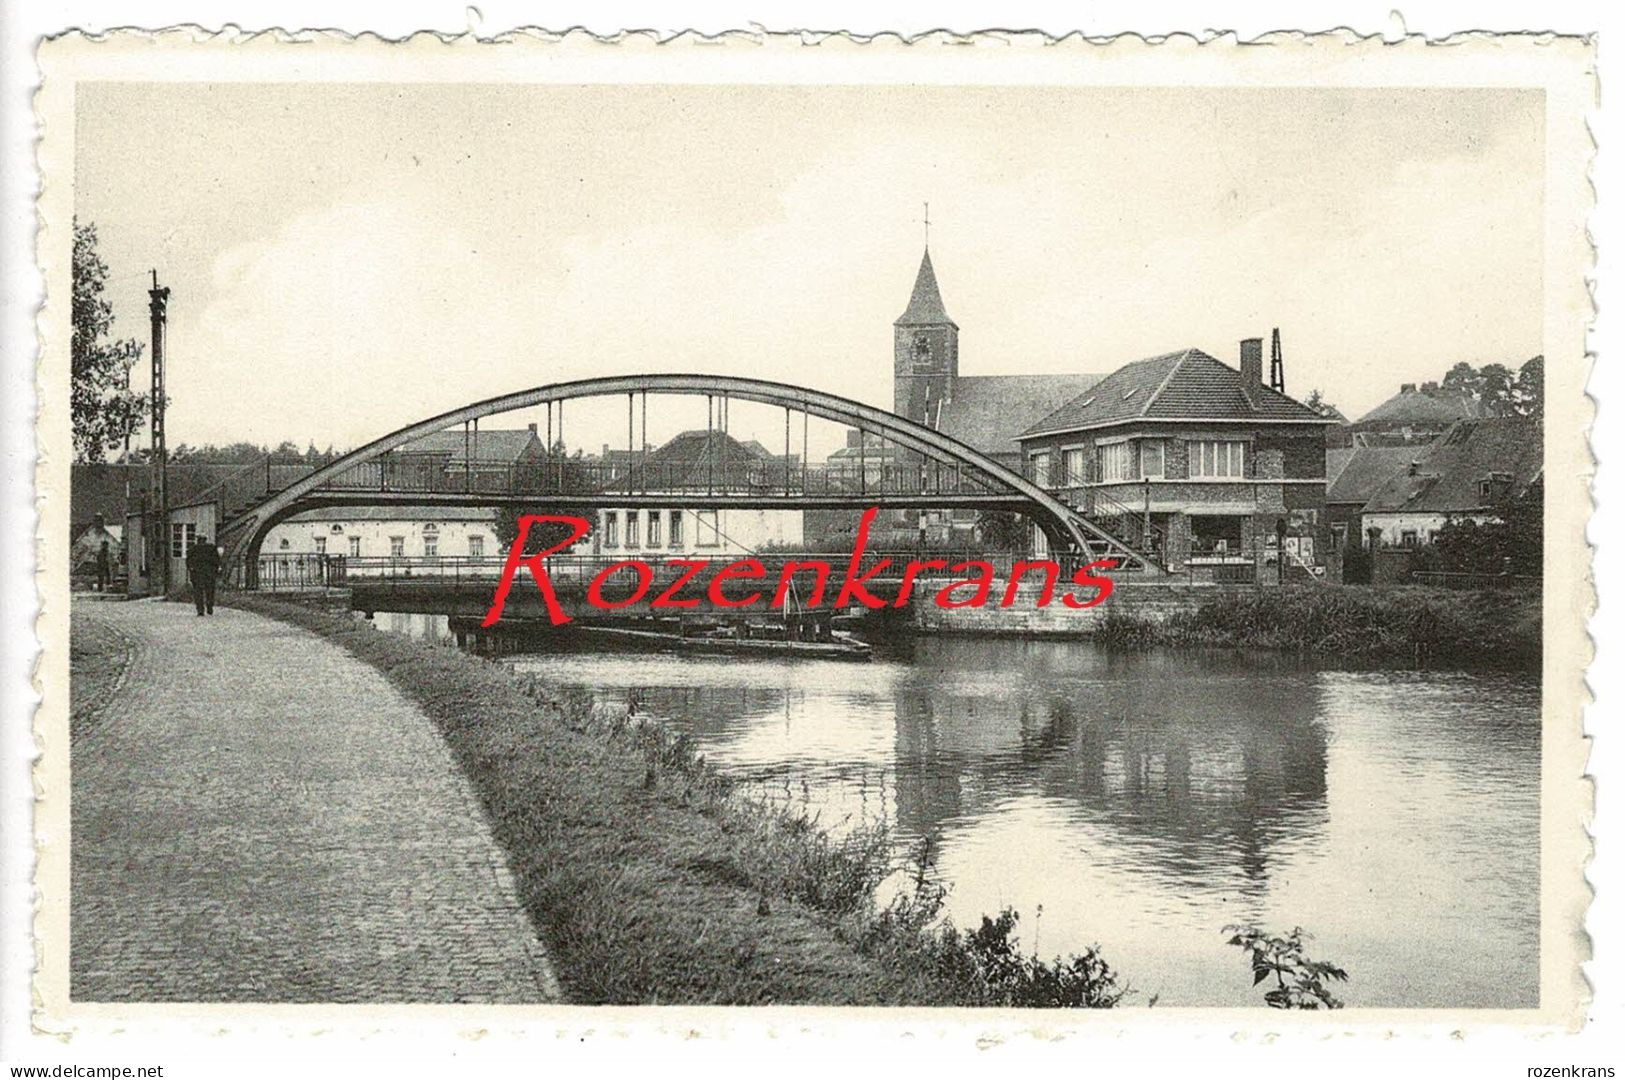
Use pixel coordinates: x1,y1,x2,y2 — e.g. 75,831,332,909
1015,340,1334,581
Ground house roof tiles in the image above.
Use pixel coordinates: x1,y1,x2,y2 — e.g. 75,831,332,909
1325,445,1423,506
1020,348,1327,437
1361,417,1543,515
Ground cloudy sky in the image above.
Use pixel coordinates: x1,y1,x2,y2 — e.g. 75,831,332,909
74,82,1544,456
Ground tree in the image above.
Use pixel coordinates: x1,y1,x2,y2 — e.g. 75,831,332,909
492,443,601,556
1433,476,1543,576
1303,389,1344,420
1439,360,1527,417
975,510,1027,552
72,220,148,462
1512,355,1544,418
1478,363,1516,415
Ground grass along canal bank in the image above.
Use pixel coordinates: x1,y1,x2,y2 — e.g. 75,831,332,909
223,593,1136,1006
1091,584,1541,671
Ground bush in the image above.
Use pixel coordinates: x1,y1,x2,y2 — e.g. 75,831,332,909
1094,585,1540,671
1224,925,1348,1009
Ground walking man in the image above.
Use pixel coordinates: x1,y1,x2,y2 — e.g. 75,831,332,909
186,534,221,616
94,539,111,593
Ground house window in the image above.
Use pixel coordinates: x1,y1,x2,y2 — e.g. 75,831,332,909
647,512,662,548
468,535,485,558
669,511,684,548
696,510,721,548
1401,530,1419,548
625,510,640,549
603,511,619,548
1189,515,1244,556
1332,523,1348,550
169,522,196,559
1097,442,1133,483
1189,440,1247,479
422,524,438,558
1062,448,1087,486
314,535,327,555
389,536,405,558
1030,452,1052,487
348,536,361,558
1140,440,1165,480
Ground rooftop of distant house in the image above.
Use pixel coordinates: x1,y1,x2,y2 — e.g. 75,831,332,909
1362,417,1544,515
1354,383,1490,427
1325,445,1425,507
399,426,542,466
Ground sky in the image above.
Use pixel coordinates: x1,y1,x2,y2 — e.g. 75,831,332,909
73,82,1545,458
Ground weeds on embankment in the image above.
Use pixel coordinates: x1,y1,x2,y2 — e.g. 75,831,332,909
225,595,1130,1006
1096,585,1540,671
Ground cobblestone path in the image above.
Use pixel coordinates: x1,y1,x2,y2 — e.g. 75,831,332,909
70,598,560,1003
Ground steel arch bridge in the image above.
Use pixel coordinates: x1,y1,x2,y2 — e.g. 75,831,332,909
218,374,1160,586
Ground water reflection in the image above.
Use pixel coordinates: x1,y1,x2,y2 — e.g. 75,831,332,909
364,614,1539,1008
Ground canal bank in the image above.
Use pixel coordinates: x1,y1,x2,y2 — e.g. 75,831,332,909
68,598,560,1003
223,593,1139,1006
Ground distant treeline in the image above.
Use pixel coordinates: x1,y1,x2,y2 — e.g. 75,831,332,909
114,440,350,466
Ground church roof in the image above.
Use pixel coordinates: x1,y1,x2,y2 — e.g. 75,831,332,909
936,374,1101,458
895,248,957,328
1019,348,1329,437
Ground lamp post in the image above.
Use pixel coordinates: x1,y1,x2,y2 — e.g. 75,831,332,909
148,272,170,594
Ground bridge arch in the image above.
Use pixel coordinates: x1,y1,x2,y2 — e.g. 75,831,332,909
221,374,1151,584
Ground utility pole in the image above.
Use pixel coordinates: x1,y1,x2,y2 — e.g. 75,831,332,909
148,271,171,594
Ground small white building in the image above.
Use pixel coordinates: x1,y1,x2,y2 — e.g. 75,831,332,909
592,507,802,559
260,505,502,579
588,428,804,558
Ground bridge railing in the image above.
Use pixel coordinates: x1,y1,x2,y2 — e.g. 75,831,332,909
299,452,1004,499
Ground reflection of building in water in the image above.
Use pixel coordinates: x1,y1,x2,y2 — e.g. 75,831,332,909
890,639,1329,891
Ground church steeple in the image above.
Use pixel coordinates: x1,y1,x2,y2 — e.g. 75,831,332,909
893,244,959,423
895,248,958,329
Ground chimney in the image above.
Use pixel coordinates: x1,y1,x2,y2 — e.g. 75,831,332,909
94,512,106,530
1239,338,1263,408
527,422,537,436
1408,459,1421,476
602,442,610,458
1401,382,1417,394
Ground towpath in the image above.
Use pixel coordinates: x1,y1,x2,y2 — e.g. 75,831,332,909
70,597,560,1003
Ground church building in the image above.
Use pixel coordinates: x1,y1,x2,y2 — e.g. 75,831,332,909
820,247,1102,548
891,248,1100,474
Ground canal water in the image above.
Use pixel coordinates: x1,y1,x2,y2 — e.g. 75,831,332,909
369,612,1541,1008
